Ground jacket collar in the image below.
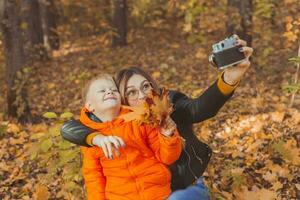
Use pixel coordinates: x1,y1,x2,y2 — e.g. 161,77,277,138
80,107,129,130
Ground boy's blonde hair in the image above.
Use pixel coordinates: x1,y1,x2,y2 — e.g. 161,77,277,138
82,74,115,104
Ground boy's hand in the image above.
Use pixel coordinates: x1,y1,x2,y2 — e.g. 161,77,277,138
160,116,177,137
92,134,125,159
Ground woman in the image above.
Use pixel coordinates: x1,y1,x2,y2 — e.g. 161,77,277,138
61,36,253,191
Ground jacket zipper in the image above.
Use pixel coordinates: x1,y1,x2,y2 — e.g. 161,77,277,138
183,147,198,180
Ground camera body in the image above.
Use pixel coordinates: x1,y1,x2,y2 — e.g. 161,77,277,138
209,36,246,69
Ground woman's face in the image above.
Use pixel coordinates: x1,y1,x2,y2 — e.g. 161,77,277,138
125,74,153,107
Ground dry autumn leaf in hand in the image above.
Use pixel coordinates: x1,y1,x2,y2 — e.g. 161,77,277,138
121,103,150,124
151,89,173,126
119,89,173,126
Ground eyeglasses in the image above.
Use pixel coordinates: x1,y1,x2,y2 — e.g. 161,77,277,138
125,82,153,100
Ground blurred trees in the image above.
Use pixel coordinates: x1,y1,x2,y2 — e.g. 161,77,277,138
112,0,127,46
20,0,46,59
226,0,253,46
0,0,299,121
39,0,60,50
2,0,32,122
1,0,61,122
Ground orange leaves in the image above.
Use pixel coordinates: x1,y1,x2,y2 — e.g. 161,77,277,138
283,16,300,43
206,106,300,199
151,89,173,125
270,111,285,123
235,186,278,200
7,123,21,134
120,104,150,124
33,184,50,200
119,89,173,126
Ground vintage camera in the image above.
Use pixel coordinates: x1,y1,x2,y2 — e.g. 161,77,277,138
209,36,246,69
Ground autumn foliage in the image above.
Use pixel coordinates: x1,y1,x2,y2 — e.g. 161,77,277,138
0,0,300,200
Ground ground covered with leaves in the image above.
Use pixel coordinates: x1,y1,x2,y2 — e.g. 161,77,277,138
0,28,299,200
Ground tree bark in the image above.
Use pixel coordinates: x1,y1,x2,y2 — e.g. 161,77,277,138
226,0,253,46
39,0,59,50
20,0,47,60
2,0,31,122
112,0,127,47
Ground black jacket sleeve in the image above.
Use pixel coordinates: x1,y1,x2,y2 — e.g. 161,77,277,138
170,81,233,124
60,119,94,147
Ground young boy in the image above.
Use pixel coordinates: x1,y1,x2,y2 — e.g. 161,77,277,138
80,74,182,200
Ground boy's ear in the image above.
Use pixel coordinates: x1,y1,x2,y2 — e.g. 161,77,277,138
85,101,93,112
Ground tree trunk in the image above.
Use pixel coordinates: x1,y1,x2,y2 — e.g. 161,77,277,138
2,0,31,122
112,0,127,47
226,0,253,46
39,0,59,50
20,0,47,60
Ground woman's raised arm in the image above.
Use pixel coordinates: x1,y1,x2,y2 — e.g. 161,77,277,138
169,77,235,124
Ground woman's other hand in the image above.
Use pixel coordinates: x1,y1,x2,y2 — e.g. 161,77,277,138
223,34,254,85
160,116,177,137
92,135,125,159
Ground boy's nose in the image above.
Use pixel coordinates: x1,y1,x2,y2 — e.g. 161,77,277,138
106,89,113,95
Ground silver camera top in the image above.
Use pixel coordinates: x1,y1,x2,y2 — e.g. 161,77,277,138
212,36,237,53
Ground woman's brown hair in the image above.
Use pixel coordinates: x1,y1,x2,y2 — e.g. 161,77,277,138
115,67,161,105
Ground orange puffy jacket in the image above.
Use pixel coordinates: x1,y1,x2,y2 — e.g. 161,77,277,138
80,107,182,200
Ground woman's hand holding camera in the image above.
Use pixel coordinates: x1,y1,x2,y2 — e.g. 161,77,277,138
223,35,254,85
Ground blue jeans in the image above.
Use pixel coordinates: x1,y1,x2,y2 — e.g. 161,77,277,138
168,177,210,200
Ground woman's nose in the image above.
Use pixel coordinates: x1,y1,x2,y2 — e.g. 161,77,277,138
138,91,146,100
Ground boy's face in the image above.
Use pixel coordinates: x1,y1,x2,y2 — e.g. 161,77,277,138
86,78,121,113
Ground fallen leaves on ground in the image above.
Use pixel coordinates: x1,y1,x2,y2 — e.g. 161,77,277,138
0,28,299,199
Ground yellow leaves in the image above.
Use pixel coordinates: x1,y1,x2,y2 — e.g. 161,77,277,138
270,111,285,123
151,89,173,124
283,139,300,165
47,83,56,89
195,48,207,59
20,22,28,30
43,111,74,120
120,104,150,123
152,71,161,79
39,138,53,153
271,181,283,191
272,139,300,166
283,16,300,43
191,88,203,98
43,112,58,119
7,123,21,134
33,184,50,200
291,109,300,124
29,123,48,133
198,121,212,142
264,160,291,179
60,112,74,119
183,23,192,32
235,186,278,200
169,43,180,49
283,31,298,42
263,171,277,182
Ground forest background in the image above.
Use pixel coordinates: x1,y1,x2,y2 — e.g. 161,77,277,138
0,0,299,199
